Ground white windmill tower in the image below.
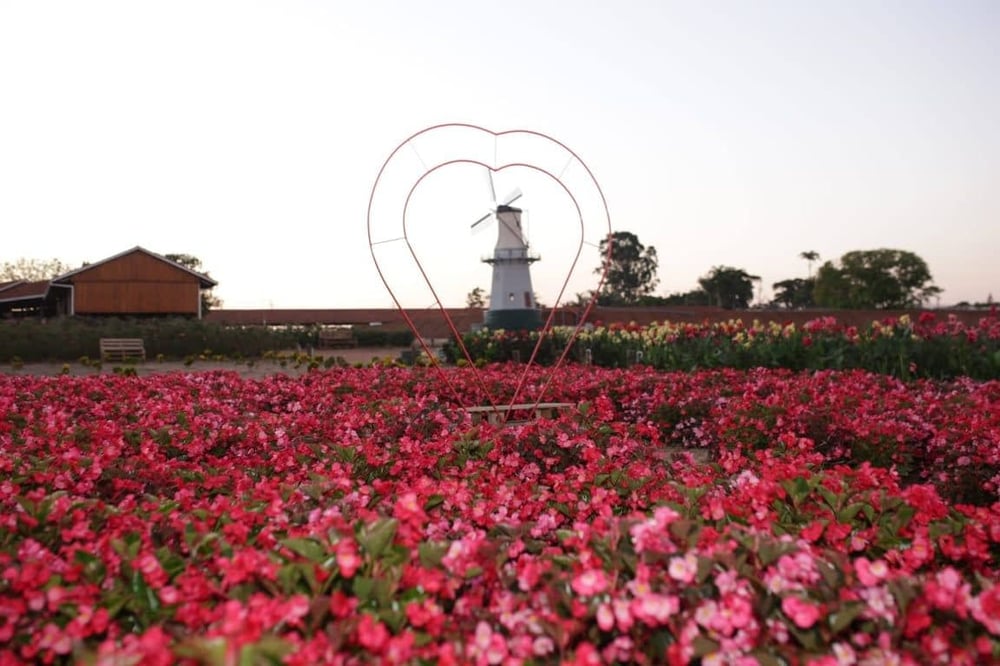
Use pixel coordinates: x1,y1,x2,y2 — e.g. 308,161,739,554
471,173,542,330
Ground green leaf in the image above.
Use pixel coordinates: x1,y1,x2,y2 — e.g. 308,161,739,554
749,652,784,666
358,519,398,558
787,624,819,651
112,532,142,560
423,494,445,511
556,529,577,542
829,603,865,635
758,541,779,566
175,637,228,666
837,502,867,523
550,502,572,518
928,522,954,540
372,578,394,607
816,484,840,510
888,578,917,615
783,476,812,506
818,560,842,589
378,607,406,633
155,548,188,578
281,537,327,563
692,635,721,658
239,635,295,666
668,519,695,542
418,541,449,568
277,564,303,595
353,576,375,604
695,555,714,585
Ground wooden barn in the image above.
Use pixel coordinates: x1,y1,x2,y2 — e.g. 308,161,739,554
0,247,217,319
48,247,218,318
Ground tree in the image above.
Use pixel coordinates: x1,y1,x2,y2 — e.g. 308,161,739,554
799,251,820,278
772,278,815,309
0,258,71,282
661,289,712,306
165,253,221,312
595,231,659,305
697,266,760,309
466,287,486,308
812,249,941,309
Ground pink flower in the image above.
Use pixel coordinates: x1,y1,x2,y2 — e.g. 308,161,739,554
604,598,635,632
572,569,609,596
668,552,698,584
471,622,507,665
653,505,681,526
336,539,361,578
158,585,179,605
631,593,679,626
782,596,821,629
853,557,889,586
393,491,427,525
532,635,555,657
596,603,615,631
135,553,167,588
37,622,72,656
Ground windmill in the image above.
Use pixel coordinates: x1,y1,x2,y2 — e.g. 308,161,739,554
471,171,542,330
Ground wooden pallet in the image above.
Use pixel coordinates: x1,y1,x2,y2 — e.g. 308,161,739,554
318,328,357,348
99,338,146,362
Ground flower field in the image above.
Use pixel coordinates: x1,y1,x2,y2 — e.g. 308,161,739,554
452,311,1000,381
2,364,999,664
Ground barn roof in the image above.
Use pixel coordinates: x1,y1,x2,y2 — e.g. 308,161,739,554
0,280,58,303
51,246,218,288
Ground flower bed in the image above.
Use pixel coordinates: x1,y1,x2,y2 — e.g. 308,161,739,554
1,365,999,664
450,311,1000,380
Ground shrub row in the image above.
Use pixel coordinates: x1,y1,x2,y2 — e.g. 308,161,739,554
0,318,413,363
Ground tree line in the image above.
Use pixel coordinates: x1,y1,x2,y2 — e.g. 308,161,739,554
581,231,984,310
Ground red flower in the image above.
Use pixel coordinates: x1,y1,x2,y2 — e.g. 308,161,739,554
971,585,1000,635
356,613,389,653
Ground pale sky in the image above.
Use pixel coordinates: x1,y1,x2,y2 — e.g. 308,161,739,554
2,1,998,309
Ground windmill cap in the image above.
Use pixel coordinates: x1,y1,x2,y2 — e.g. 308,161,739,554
496,204,522,214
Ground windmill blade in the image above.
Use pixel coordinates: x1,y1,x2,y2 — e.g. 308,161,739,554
470,210,494,230
486,169,497,206
501,188,522,207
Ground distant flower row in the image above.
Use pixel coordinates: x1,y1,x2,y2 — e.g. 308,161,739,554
2,364,999,663
450,310,1000,380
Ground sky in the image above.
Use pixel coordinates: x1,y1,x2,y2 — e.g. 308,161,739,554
1,0,998,310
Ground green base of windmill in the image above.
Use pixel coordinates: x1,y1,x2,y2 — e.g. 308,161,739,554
484,309,542,330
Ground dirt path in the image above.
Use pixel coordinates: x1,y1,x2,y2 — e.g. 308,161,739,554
1,347,412,381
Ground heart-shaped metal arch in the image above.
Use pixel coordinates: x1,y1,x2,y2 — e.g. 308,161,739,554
366,123,612,422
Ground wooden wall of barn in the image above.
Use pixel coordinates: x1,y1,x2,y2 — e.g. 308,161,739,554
72,252,201,315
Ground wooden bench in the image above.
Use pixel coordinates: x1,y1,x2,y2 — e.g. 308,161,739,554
465,402,573,426
99,338,146,362
318,328,357,348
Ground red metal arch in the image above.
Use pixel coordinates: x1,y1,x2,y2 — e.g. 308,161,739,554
366,123,612,422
